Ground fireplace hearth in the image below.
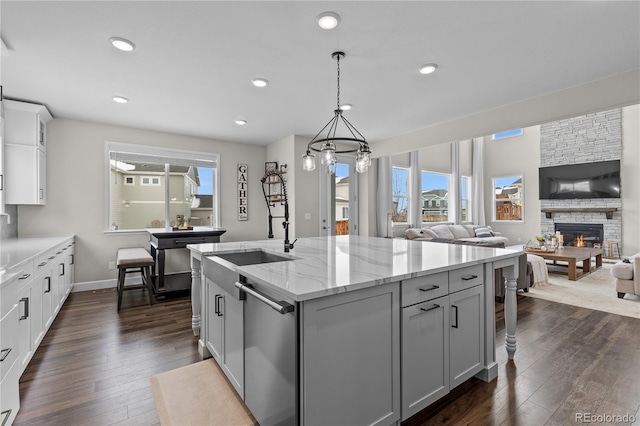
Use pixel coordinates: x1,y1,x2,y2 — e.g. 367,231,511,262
554,223,604,247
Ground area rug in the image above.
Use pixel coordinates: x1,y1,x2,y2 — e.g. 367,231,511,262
150,359,258,426
522,264,640,319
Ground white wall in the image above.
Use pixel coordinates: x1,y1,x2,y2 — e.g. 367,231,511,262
17,118,268,285
483,126,541,245
371,70,639,157
622,104,640,255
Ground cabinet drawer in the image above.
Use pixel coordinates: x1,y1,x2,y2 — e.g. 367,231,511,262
0,351,21,426
401,272,448,307
449,264,483,293
0,272,21,319
0,305,19,382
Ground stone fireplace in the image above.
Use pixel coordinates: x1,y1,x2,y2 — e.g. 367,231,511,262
540,108,622,253
554,223,604,248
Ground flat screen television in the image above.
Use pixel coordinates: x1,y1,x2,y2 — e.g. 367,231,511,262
538,160,621,199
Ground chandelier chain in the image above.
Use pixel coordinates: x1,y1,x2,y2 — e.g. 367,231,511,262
336,54,340,110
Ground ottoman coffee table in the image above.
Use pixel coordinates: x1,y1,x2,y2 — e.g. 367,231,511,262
524,246,603,281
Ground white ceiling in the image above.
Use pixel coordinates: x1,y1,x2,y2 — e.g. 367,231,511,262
1,1,639,146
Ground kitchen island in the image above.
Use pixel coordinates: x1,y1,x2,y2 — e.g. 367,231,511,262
188,235,520,425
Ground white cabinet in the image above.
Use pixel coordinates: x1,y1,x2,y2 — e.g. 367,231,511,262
204,277,244,398
301,283,401,426
0,272,21,426
3,100,51,150
4,100,51,205
4,145,46,205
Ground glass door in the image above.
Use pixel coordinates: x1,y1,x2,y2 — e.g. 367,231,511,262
320,156,358,236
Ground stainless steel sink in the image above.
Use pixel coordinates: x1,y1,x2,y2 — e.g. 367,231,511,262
203,250,295,298
215,250,293,266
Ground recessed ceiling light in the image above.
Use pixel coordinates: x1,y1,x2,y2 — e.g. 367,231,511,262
418,63,438,75
316,12,340,30
112,95,129,104
340,104,352,111
235,119,247,125
110,37,136,52
251,78,269,88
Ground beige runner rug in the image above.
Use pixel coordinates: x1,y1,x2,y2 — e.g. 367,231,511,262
150,359,258,426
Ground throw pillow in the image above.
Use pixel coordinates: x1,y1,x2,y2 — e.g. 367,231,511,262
404,229,422,240
474,226,493,238
421,228,438,239
450,225,471,239
429,225,456,240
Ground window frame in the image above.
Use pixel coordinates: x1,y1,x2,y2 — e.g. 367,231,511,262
492,174,524,222
492,128,524,140
104,141,220,233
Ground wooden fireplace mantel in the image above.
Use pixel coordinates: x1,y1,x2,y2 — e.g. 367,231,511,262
541,207,617,219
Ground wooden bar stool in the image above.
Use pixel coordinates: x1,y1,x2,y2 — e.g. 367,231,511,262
116,247,155,311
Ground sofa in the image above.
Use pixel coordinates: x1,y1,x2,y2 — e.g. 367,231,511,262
404,224,532,302
610,253,639,298
404,224,509,246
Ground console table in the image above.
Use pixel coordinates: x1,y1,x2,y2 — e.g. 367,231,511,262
146,227,226,297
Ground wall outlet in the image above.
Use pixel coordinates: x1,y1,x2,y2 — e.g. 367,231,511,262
517,237,522,243
108,261,116,270
305,213,312,220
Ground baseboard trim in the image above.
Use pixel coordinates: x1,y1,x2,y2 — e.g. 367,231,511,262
72,275,147,293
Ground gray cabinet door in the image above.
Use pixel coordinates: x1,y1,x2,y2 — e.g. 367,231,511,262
401,295,450,420
449,285,484,389
222,291,244,399
301,283,400,426
205,278,223,363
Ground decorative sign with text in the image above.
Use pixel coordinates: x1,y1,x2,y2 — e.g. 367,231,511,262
238,164,248,220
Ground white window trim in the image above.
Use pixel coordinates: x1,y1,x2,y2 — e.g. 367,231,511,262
421,170,451,224
104,141,220,233
492,175,524,223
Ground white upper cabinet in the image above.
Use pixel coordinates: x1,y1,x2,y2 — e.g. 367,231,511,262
4,100,52,151
4,100,52,205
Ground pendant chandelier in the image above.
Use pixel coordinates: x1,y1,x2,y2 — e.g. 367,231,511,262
302,51,372,174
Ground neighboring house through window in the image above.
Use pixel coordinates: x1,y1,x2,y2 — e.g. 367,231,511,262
421,171,449,222
461,175,472,222
106,142,219,231
493,175,524,221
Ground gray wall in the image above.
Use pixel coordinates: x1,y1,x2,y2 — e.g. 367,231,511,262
17,118,268,286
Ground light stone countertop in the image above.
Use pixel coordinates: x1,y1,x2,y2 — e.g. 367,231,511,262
0,235,75,282
188,235,522,301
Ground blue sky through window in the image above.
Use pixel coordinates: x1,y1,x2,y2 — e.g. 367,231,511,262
197,167,213,194
422,173,449,191
495,177,519,188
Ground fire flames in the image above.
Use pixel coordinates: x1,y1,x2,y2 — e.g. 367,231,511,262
576,235,585,247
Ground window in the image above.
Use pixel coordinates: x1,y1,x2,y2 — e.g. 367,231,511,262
492,128,523,140
421,171,449,222
106,142,219,231
461,175,472,222
140,176,161,186
341,207,349,219
493,175,523,221
392,167,408,222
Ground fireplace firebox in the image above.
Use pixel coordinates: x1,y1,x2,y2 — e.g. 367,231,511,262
554,223,604,247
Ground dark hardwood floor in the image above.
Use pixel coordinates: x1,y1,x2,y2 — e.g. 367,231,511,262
14,290,640,425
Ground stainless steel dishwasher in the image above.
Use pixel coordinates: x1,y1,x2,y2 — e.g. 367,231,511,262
235,278,298,426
